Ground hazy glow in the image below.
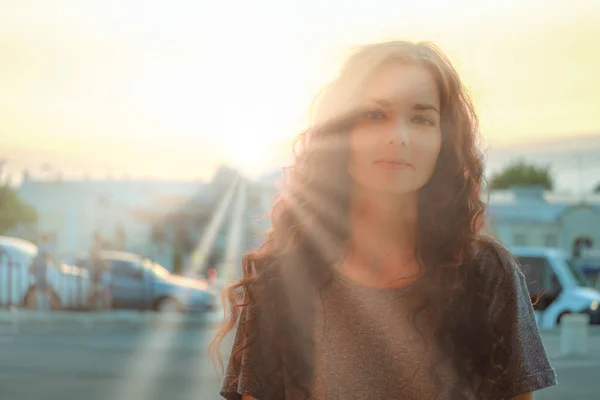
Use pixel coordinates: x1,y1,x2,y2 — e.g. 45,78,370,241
109,178,241,400
186,178,240,276
0,0,599,180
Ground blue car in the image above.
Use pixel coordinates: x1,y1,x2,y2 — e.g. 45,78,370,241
75,251,217,313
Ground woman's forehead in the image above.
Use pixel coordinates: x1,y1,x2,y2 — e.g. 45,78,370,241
362,63,440,108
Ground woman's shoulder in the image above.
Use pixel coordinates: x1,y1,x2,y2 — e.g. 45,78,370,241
249,248,325,284
243,252,309,303
473,235,535,322
474,235,522,288
244,250,322,322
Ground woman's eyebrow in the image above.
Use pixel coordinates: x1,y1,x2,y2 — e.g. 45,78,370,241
368,98,392,107
368,98,440,114
413,103,440,114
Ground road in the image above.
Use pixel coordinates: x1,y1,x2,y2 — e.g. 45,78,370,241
0,328,599,399
0,328,225,400
535,329,600,399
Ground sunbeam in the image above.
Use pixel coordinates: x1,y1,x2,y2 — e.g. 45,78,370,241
221,180,248,285
109,178,240,400
194,179,248,394
185,178,240,278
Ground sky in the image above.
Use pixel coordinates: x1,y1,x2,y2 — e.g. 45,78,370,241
0,0,599,182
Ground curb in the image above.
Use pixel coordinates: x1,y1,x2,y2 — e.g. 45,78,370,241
540,325,600,336
0,310,224,334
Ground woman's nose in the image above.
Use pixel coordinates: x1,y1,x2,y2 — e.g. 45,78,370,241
388,120,410,146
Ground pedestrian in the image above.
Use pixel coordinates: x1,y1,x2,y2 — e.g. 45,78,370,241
99,260,112,310
89,232,109,310
211,41,557,400
30,233,53,310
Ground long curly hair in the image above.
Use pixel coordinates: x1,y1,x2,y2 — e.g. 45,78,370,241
211,40,509,399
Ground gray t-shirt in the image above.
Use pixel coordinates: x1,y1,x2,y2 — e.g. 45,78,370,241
221,245,557,399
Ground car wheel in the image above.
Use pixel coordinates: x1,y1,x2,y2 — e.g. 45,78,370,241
157,297,183,313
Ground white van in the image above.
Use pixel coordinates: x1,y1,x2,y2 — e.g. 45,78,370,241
511,246,600,330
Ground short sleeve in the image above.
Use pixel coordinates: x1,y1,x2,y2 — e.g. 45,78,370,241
489,251,558,398
220,302,284,400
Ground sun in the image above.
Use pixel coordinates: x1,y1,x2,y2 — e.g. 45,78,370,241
224,134,274,177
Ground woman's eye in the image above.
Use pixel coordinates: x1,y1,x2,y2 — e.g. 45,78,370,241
363,109,387,120
413,116,435,126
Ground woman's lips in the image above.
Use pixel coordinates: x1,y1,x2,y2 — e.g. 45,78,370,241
374,160,413,169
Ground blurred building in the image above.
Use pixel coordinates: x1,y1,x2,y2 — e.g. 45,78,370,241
486,186,600,257
247,170,281,245
15,176,208,262
30,167,600,270
12,164,274,276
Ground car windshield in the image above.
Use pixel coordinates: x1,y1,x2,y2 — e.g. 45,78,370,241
565,258,588,287
146,260,170,278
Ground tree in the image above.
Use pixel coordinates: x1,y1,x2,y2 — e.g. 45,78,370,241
0,184,37,235
210,165,240,193
594,182,600,193
489,160,553,190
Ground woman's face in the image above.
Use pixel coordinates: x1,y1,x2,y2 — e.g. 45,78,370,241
347,62,442,195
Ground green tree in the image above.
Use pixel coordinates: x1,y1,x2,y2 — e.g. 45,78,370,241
0,184,37,235
489,160,553,190
594,182,600,193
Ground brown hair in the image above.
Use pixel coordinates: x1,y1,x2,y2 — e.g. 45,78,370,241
211,40,505,398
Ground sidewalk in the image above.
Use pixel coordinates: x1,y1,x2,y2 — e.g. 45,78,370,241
542,326,600,367
0,309,223,334
537,327,600,399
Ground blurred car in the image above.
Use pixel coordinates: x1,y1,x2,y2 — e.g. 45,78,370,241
74,251,216,313
512,246,600,329
0,236,90,309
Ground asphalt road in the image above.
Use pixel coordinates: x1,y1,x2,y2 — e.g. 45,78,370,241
0,328,226,400
0,327,599,400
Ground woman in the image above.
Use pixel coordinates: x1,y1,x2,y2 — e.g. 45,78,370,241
211,41,557,399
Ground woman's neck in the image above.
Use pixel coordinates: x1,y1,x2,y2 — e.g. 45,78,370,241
343,186,420,285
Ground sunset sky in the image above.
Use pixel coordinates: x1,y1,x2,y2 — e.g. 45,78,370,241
0,0,599,182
